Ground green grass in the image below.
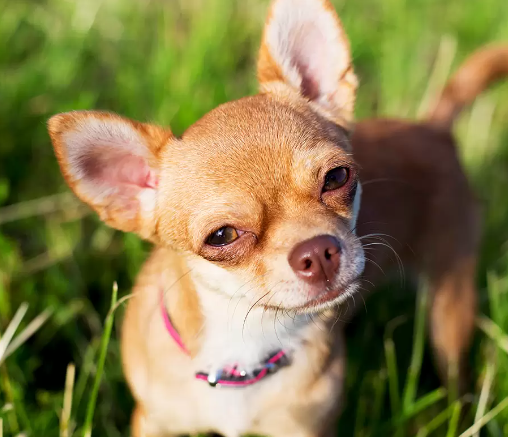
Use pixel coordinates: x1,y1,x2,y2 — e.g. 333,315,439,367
1,0,508,435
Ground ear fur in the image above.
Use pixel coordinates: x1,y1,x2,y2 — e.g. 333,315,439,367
257,0,357,127
48,111,172,240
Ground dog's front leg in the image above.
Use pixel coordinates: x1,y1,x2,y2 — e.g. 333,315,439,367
131,404,152,437
131,404,180,437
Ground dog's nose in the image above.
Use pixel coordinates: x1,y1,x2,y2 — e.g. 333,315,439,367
288,235,341,285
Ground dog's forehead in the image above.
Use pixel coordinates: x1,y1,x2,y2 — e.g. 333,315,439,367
157,94,352,223
180,94,350,164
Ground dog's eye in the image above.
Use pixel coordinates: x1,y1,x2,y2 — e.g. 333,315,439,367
206,226,239,246
323,167,349,192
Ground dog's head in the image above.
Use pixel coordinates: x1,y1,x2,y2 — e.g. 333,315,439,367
48,0,364,313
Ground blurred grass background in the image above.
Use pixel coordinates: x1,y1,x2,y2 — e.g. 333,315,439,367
1,0,508,435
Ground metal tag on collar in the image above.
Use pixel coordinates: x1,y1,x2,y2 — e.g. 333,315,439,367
207,369,222,387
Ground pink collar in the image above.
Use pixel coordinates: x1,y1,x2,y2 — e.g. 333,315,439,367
160,290,290,388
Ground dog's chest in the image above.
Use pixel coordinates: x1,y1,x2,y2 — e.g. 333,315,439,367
145,291,325,436
188,310,310,435
146,353,289,437
200,387,257,437
143,373,256,437
142,303,335,437
194,297,308,374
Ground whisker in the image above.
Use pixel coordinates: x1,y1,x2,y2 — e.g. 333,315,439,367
230,270,274,334
242,289,272,340
360,277,376,288
359,231,415,257
308,312,327,333
241,276,286,343
359,292,367,313
275,304,299,335
261,284,285,339
329,306,345,333
358,232,401,244
360,177,413,188
363,255,387,277
363,239,405,286
273,307,283,346
228,269,273,312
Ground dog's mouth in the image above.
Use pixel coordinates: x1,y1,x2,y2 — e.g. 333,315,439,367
304,287,344,306
262,280,360,314
294,280,360,313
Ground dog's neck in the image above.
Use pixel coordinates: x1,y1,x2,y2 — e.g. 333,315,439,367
166,259,321,373
193,288,310,372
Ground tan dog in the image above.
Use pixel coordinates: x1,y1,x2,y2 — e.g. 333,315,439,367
47,0,508,435
353,43,508,389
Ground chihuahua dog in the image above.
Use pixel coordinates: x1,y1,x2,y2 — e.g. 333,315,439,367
47,0,508,435
352,42,508,388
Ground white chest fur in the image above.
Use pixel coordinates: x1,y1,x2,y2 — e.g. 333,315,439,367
144,263,336,437
194,290,310,374
142,278,338,437
188,294,323,437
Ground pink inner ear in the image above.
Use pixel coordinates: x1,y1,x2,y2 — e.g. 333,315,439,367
81,150,158,191
108,155,158,189
292,24,328,101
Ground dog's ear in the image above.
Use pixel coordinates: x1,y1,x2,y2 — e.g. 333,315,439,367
257,0,357,126
48,111,172,240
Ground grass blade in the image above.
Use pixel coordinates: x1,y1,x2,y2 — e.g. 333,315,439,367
0,308,52,365
459,396,508,437
395,388,447,425
446,401,462,437
73,340,99,414
476,315,508,355
60,363,76,437
403,282,428,412
417,34,457,118
354,375,370,437
371,369,387,432
415,400,461,437
0,303,28,362
385,338,400,414
82,282,118,437
384,316,407,416
0,192,79,224
1,367,19,433
474,352,496,437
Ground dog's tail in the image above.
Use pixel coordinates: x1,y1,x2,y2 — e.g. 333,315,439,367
427,44,508,130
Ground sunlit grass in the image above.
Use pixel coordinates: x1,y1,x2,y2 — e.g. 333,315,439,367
1,0,508,435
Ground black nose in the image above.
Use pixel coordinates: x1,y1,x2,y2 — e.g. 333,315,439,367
288,235,341,285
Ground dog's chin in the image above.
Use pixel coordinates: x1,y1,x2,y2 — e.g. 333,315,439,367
262,280,361,315
294,281,361,314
